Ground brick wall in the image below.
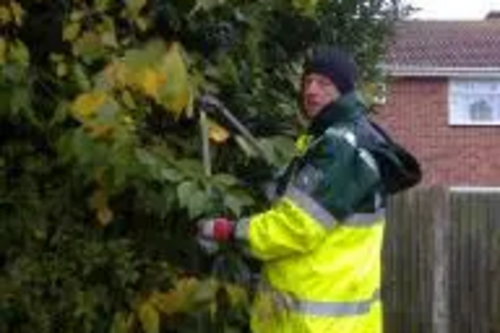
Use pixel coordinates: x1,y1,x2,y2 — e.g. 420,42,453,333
373,77,500,187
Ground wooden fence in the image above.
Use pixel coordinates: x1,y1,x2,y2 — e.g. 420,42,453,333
383,187,500,333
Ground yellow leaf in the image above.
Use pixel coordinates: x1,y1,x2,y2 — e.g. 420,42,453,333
122,115,134,125
224,283,249,306
0,38,6,65
253,290,279,322
70,10,84,22
149,278,218,316
110,312,133,333
63,21,81,42
103,61,127,87
158,42,192,117
120,91,136,110
10,1,24,26
73,31,101,56
189,279,219,306
97,205,113,226
161,85,192,117
135,16,150,32
208,119,230,143
9,39,29,65
56,62,68,77
0,6,11,25
149,290,185,316
101,30,118,48
106,40,192,117
90,188,114,226
71,91,108,120
85,124,115,139
138,68,166,99
138,302,160,333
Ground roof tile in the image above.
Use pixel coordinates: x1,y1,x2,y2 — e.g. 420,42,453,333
386,19,500,68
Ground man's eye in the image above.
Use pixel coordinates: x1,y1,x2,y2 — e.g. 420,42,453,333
318,79,333,86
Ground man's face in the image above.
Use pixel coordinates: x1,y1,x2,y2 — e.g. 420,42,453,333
302,73,340,118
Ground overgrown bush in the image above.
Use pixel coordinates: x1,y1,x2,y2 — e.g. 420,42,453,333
0,0,409,332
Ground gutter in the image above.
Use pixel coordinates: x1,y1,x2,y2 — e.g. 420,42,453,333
379,64,500,78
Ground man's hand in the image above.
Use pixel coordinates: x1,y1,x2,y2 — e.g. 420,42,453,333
197,217,235,254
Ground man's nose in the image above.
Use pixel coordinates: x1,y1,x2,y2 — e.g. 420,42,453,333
305,81,320,94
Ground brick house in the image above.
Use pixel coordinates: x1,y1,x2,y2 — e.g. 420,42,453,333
375,12,500,187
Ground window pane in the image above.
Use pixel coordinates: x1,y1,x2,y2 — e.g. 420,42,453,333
449,79,500,125
469,98,493,121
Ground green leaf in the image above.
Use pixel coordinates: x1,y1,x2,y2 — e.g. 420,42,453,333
177,181,199,209
109,312,130,333
73,63,92,90
11,87,31,115
212,173,238,187
175,159,204,179
95,0,114,12
259,136,295,167
10,40,29,65
291,0,320,16
123,40,165,71
193,0,227,12
136,148,180,182
126,0,147,13
120,90,137,110
187,190,211,218
49,101,69,127
177,181,213,218
73,31,106,61
224,189,254,217
94,97,121,123
234,135,257,158
100,19,118,48
160,167,183,182
136,148,157,168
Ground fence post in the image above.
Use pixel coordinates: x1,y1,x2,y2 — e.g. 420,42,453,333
432,188,450,333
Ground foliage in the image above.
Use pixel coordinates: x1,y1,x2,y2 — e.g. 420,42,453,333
0,0,410,332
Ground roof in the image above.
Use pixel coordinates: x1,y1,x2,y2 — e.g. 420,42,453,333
384,18,500,72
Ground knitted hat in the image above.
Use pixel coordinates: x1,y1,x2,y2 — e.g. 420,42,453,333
303,46,357,95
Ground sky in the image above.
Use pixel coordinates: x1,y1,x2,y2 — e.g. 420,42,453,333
408,0,500,20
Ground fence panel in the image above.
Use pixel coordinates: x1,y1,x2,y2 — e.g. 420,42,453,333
383,188,439,333
383,188,500,333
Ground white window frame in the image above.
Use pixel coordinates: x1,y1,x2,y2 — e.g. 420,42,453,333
450,187,500,194
448,78,500,126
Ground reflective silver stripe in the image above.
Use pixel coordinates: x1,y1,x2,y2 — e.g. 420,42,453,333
359,147,380,176
286,289,381,317
344,209,386,227
285,187,384,229
284,186,337,229
235,217,251,240
325,127,357,147
325,127,381,179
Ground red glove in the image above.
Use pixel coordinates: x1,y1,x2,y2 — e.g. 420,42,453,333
198,217,235,242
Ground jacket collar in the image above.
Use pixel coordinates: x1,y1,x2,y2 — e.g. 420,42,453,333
308,92,365,137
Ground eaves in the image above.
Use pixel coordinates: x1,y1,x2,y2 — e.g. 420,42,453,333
379,64,500,78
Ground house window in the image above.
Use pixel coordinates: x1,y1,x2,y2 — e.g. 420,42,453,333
449,79,500,125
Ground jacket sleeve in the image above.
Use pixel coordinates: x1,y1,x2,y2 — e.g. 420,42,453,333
235,127,381,261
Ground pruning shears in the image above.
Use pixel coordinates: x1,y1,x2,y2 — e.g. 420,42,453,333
197,94,272,178
196,94,261,285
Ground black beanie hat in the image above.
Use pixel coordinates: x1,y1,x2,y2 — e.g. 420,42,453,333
303,46,357,95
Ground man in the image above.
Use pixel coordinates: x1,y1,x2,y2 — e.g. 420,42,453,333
198,46,421,333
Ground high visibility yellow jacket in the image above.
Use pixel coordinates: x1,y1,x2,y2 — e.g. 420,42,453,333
235,93,420,333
